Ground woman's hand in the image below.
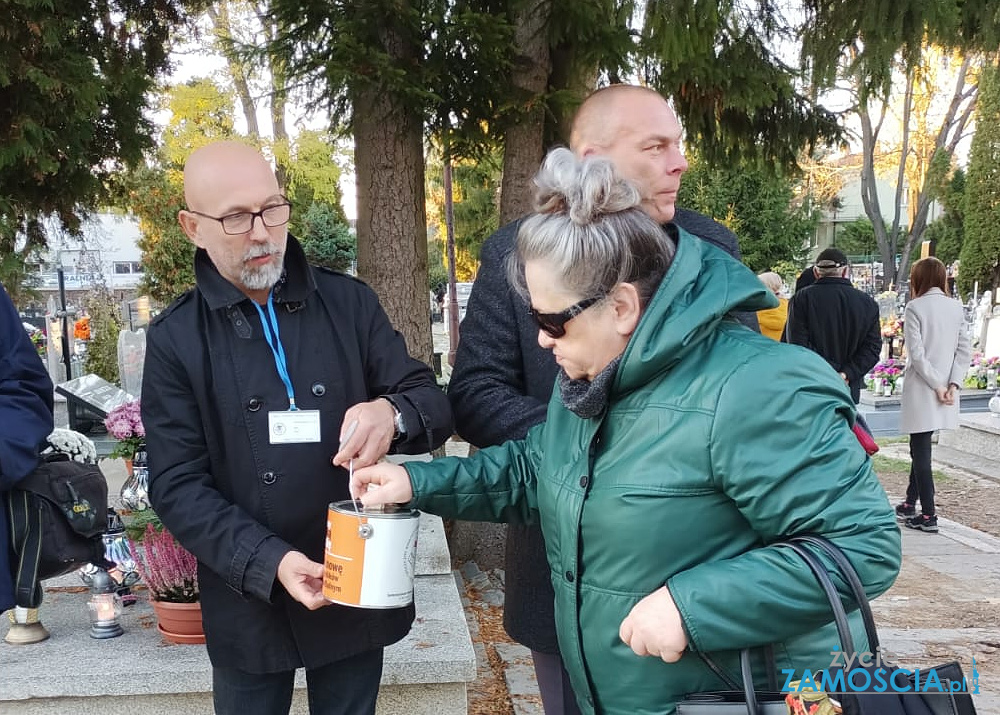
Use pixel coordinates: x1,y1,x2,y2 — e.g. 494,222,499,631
934,386,954,405
619,586,688,662
350,463,414,508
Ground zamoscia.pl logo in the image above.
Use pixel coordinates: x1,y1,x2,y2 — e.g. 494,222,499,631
781,648,980,695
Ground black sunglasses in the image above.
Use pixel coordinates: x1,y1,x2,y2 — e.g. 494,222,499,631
529,296,601,338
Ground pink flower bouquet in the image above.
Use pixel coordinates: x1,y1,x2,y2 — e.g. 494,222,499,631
104,399,145,460
870,358,904,387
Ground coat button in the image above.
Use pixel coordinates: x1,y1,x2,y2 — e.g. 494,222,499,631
565,570,575,583
262,471,276,485
579,475,589,488
311,383,326,397
248,397,262,412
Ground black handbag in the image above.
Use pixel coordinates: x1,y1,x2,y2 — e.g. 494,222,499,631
677,535,978,715
5,453,109,608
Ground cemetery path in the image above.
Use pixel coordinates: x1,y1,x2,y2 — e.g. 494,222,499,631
876,443,1000,539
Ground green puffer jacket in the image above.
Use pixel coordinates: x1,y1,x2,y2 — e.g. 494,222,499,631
407,228,901,714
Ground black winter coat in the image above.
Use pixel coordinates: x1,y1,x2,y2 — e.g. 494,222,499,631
447,209,754,653
786,277,882,403
142,237,452,672
0,285,54,612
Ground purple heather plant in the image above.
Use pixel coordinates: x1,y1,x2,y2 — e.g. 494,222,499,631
129,523,199,603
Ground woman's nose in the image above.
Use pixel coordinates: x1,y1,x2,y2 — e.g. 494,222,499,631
537,329,555,349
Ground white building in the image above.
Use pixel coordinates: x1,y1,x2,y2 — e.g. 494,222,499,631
30,212,145,293
810,163,942,263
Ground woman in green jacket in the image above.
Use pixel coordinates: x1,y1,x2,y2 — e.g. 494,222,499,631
352,148,901,715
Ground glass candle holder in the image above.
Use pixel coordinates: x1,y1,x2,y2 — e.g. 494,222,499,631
88,592,123,639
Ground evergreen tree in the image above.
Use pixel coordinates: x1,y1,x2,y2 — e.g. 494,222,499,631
267,0,515,365
921,168,965,268
678,156,818,273
960,62,1000,298
0,0,196,300
836,218,881,259
299,203,356,272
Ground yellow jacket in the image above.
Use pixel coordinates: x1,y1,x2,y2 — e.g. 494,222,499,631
758,297,788,341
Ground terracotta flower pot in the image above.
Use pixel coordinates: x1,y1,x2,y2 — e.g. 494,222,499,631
151,601,205,644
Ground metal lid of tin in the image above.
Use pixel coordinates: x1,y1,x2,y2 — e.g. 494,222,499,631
329,499,418,517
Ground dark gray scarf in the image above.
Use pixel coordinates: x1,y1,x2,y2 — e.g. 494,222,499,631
557,356,623,419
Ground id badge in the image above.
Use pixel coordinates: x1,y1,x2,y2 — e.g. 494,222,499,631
268,410,322,444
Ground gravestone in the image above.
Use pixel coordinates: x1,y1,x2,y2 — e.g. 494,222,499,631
117,329,146,398
54,374,134,434
973,291,992,349
877,293,898,320
984,313,1000,360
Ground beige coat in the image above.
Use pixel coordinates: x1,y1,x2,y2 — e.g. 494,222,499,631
899,288,972,434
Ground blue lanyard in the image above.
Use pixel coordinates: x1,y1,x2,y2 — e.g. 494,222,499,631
252,293,298,410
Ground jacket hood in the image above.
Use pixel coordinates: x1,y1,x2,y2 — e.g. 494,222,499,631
616,226,776,394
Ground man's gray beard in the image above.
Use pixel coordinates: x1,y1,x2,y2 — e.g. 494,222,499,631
241,254,284,291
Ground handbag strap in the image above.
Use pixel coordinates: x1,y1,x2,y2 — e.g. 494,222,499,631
781,541,856,654
5,490,44,608
739,649,761,714
694,536,882,712
787,534,880,651
697,644,779,692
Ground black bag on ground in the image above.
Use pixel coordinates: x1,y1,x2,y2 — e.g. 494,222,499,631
677,535,978,715
5,453,108,607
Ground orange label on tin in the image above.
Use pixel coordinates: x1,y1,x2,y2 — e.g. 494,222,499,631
323,509,366,604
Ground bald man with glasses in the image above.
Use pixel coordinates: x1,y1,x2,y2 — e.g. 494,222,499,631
142,141,453,715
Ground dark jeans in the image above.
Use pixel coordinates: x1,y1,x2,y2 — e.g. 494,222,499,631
905,431,935,516
213,648,383,715
531,649,583,715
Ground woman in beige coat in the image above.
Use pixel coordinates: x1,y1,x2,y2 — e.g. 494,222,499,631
897,257,972,532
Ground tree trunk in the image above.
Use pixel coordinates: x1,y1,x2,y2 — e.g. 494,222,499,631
353,85,433,367
208,1,260,141
498,0,552,226
258,6,290,189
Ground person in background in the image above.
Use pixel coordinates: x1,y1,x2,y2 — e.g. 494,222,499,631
756,271,788,341
896,257,972,533
446,84,758,715
352,149,900,715
142,141,452,715
0,284,54,644
793,264,816,293
786,247,881,404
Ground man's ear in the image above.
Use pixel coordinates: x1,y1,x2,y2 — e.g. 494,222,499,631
610,282,642,337
178,210,205,248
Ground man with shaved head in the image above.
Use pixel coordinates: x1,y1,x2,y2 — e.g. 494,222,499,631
447,85,757,714
142,141,452,715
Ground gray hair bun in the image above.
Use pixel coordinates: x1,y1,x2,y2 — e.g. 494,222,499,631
533,147,641,225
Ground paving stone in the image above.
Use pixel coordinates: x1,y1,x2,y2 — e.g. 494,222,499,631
502,663,539,698
480,589,505,607
459,561,483,582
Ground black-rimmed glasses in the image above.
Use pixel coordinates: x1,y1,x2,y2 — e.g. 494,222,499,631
188,201,292,235
529,296,601,338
